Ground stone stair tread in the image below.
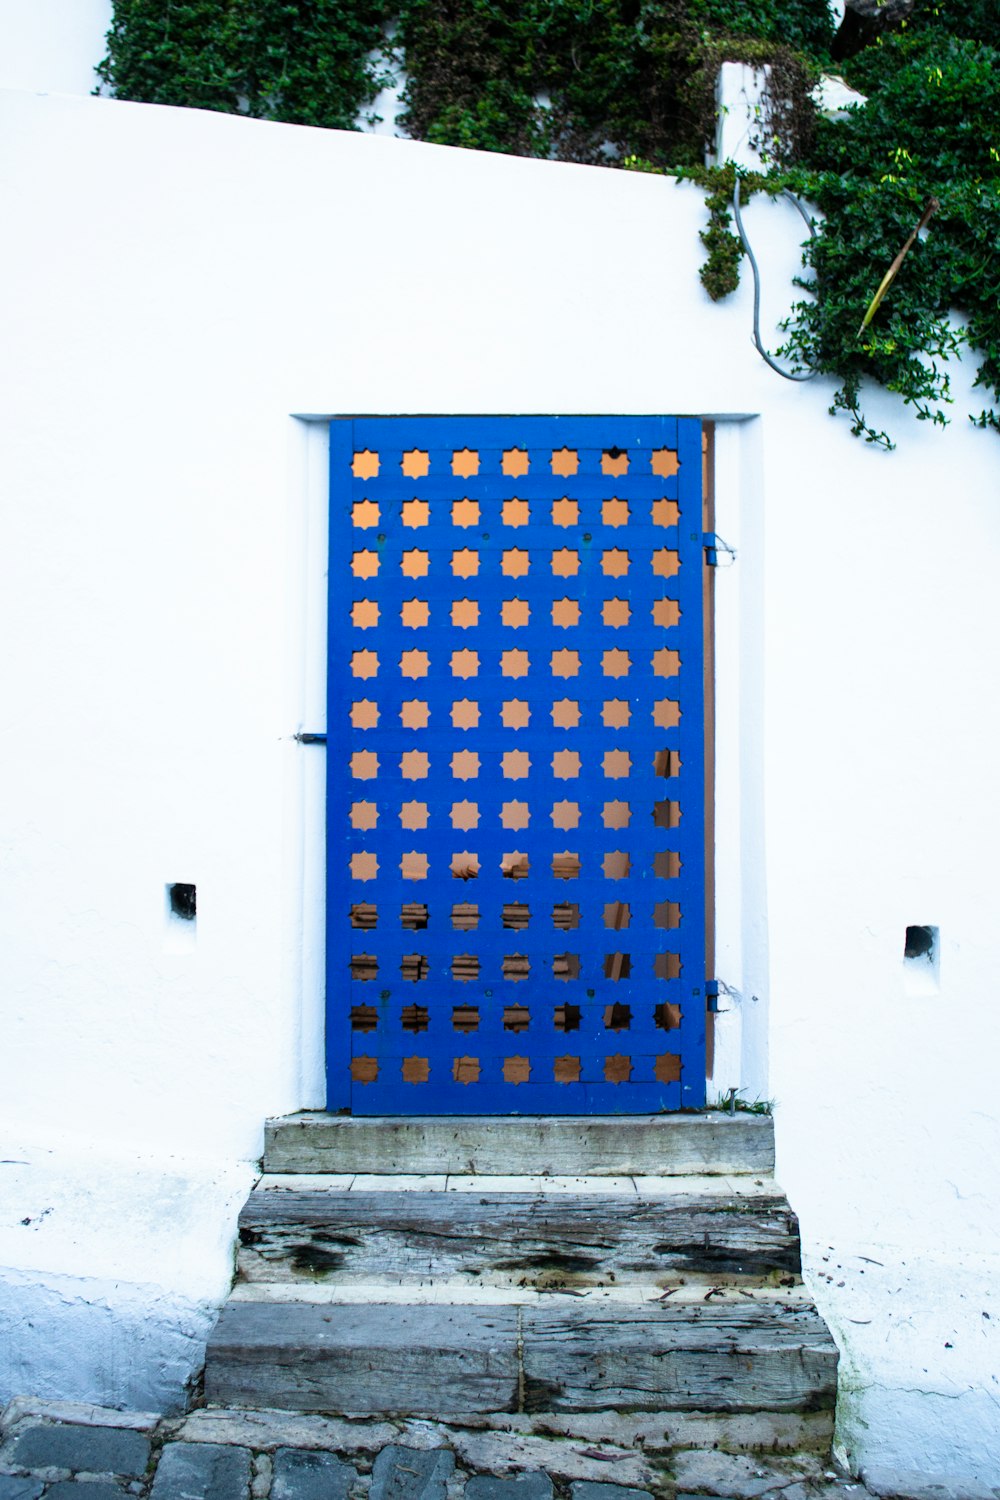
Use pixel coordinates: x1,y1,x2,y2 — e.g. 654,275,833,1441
264,1113,775,1178
205,1299,838,1418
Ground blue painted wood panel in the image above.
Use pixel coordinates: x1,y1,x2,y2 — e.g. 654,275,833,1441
327,416,706,1113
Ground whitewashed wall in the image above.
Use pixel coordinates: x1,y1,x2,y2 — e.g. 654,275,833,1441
0,0,112,94
1,60,999,1484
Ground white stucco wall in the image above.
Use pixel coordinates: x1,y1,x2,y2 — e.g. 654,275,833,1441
1,82,999,1474
0,0,112,95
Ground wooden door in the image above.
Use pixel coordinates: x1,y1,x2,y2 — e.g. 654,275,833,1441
326,416,706,1113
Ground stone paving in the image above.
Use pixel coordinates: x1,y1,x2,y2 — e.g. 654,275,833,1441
0,1399,991,1500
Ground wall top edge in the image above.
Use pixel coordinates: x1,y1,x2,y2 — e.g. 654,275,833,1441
292,412,759,423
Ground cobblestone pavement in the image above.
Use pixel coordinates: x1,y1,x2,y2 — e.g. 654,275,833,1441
1,1400,993,1500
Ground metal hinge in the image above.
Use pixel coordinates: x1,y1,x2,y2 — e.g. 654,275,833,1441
703,532,738,567
294,732,327,745
705,980,721,1012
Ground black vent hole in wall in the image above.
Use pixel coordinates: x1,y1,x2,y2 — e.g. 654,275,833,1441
904,925,935,959
903,924,939,995
169,883,197,920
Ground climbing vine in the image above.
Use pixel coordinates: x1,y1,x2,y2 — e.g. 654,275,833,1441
96,0,389,129
781,29,1000,443
98,0,999,443
393,0,828,168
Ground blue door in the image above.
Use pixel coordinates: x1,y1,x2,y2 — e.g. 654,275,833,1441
327,416,706,1113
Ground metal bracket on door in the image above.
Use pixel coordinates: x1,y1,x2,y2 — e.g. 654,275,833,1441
702,533,737,567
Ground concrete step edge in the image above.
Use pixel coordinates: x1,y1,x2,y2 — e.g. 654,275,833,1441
254,1172,783,1195
227,1281,811,1305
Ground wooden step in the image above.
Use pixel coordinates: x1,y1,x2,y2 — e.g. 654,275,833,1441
215,1115,838,1436
520,1301,838,1414
264,1112,774,1177
204,1299,838,1418
236,1182,801,1287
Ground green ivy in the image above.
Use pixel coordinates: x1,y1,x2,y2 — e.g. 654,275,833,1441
780,29,1000,444
688,0,832,55
98,0,827,163
394,0,827,169
672,162,766,300
97,0,998,443
97,0,389,129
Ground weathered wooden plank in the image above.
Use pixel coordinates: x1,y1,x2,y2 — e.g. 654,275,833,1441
236,1189,800,1285
263,1113,775,1177
520,1302,839,1414
204,1299,837,1418
205,1302,520,1416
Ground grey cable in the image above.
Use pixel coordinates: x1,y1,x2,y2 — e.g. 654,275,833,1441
732,174,819,382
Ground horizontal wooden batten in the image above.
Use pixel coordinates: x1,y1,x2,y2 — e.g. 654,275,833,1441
520,1301,839,1414
204,1300,837,1418
264,1112,775,1177
236,1187,801,1286
206,1303,519,1416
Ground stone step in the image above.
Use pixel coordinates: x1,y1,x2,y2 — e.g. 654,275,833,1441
236,1181,800,1288
0,1396,843,1485
204,1298,838,1418
264,1112,774,1177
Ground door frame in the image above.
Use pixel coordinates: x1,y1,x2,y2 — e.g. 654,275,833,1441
289,414,771,1113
